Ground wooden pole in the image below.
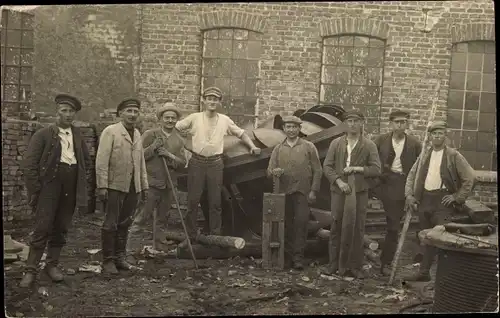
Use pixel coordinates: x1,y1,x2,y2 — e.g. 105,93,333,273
162,158,198,269
388,80,441,285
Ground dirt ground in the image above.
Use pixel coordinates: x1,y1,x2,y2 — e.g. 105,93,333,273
4,211,435,317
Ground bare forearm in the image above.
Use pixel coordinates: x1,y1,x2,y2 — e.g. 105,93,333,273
240,133,257,150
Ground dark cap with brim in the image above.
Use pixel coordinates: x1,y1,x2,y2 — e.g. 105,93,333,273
428,120,447,133
157,102,181,119
342,110,365,121
55,94,82,112
202,86,223,99
389,109,410,120
282,115,302,125
117,98,141,114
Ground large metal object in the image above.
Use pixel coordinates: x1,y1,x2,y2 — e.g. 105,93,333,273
178,104,347,239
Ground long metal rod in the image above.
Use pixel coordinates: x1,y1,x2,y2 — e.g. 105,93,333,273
389,80,441,285
162,157,198,269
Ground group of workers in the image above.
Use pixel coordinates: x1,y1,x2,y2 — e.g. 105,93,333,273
18,86,476,287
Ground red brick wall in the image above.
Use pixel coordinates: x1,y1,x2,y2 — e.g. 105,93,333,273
137,1,494,139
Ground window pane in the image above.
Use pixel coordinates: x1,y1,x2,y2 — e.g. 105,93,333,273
234,29,248,40
322,65,336,84
451,53,467,71
233,41,247,59
214,78,230,95
460,131,477,151
480,92,496,113
492,152,497,171
461,151,476,169
465,73,481,91
448,130,461,148
462,110,478,130
464,92,480,110
219,29,233,39
19,85,31,103
6,30,21,47
455,43,467,53
468,41,484,53
338,47,353,65
477,132,496,152
448,90,464,109
245,79,258,97
475,151,492,170
21,30,33,48
367,48,384,67
323,84,350,104
231,59,246,78
449,72,465,90
205,29,218,39
7,11,22,29
485,42,495,54
467,53,483,72
367,68,383,86
20,48,33,66
338,36,353,46
203,58,218,77
353,36,369,47
247,61,259,78
349,86,365,104
203,39,218,57
5,84,19,101
203,77,215,90
482,74,496,92
248,32,262,41
353,47,369,66
5,66,19,83
217,40,232,58
351,67,366,85
365,86,381,104
369,38,384,47
478,112,496,132
324,37,338,46
335,66,351,85
447,110,463,129
483,54,495,73
323,46,342,65
219,59,232,77
230,78,246,96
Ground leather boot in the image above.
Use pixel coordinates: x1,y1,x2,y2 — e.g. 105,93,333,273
19,247,45,288
45,246,64,282
101,230,118,274
114,229,133,270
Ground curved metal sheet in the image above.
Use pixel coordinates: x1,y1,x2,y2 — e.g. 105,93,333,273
223,135,253,158
300,121,323,136
253,128,286,148
300,111,343,128
306,104,346,119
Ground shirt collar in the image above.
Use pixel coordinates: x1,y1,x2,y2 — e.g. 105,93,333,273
282,137,303,147
59,126,72,134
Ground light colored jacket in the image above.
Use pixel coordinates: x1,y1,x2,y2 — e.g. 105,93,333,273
96,122,148,193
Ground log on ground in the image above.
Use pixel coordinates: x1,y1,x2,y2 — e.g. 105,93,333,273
165,231,246,249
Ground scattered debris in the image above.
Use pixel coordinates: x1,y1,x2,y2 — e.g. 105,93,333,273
228,270,237,276
66,268,76,275
78,264,102,274
38,287,49,297
320,274,340,281
4,235,26,253
138,260,146,265
5,266,12,271
87,249,102,261
5,253,19,263
141,246,165,258
301,276,310,282
15,312,24,317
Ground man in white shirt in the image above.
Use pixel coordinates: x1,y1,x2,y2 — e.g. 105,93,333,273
175,87,261,244
404,121,476,282
373,110,422,275
20,94,91,287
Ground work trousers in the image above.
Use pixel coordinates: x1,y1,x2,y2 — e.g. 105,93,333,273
186,155,224,237
329,190,369,273
417,189,454,273
284,192,310,264
30,163,78,250
379,172,407,266
133,187,173,226
102,181,138,233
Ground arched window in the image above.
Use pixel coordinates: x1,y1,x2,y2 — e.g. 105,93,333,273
201,28,262,128
447,41,496,171
320,35,385,135
1,9,34,119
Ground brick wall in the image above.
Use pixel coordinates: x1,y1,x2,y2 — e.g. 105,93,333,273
31,5,140,122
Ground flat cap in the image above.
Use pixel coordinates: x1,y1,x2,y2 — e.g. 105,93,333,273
389,109,410,120
55,94,82,112
157,102,181,119
117,98,141,114
282,115,302,125
202,86,223,99
428,120,447,133
342,110,365,121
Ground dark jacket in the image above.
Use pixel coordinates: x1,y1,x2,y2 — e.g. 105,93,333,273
323,135,381,193
405,146,476,204
373,132,422,178
142,127,186,189
22,124,91,208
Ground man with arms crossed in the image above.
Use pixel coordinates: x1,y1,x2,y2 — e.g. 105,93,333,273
175,87,261,247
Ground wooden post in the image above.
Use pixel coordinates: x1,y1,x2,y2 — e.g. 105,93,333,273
262,174,286,269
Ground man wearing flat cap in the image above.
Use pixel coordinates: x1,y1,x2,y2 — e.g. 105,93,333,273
404,120,475,282
323,110,381,279
267,115,322,270
372,110,422,275
20,94,91,287
175,87,261,245
96,98,148,274
131,102,187,233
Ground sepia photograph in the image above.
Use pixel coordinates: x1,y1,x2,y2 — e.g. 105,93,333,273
1,1,497,316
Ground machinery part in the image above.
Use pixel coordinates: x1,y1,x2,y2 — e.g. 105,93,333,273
262,174,286,269
433,248,498,313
